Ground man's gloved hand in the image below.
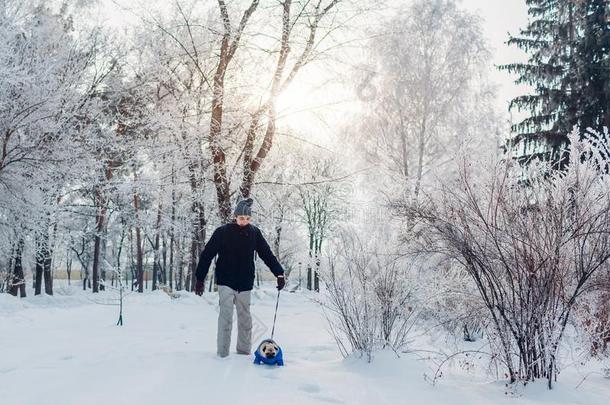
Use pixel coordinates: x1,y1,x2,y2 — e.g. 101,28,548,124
195,280,204,296
276,275,285,291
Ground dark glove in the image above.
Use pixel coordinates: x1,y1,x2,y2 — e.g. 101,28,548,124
276,275,285,291
195,280,204,296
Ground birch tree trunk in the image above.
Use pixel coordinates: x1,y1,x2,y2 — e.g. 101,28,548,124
92,165,115,293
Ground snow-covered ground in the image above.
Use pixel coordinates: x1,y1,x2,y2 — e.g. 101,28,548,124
1,283,609,405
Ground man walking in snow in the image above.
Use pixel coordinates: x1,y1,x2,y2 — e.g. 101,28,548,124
195,198,286,357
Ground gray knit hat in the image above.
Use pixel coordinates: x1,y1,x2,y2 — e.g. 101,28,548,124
234,198,254,217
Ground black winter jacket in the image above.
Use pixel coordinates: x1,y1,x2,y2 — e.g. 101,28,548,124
195,222,284,292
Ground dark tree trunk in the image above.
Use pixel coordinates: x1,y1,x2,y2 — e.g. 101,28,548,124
152,201,163,291
314,256,320,292
162,236,167,285
177,237,184,291
169,165,176,290
43,233,53,296
9,239,26,297
169,236,174,290
34,225,54,296
34,252,43,296
66,251,72,285
307,234,314,291
72,238,89,291
186,159,207,292
45,209,59,295
92,218,102,293
129,227,135,291
133,174,144,293
99,228,107,292
307,266,312,291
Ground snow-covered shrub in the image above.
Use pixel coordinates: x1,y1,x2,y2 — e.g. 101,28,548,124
54,283,77,296
572,268,610,360
406,128,610,388
320,229,419,361
418,261,489,343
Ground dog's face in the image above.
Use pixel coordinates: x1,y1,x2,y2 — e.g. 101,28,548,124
259,341,279,359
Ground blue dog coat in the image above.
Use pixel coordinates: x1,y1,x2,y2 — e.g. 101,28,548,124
254,339,284,366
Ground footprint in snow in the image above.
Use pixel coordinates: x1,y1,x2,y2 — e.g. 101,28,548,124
299,383,321,393
312,396,344,404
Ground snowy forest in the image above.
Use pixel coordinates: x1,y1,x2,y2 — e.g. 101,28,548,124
1,0,610,404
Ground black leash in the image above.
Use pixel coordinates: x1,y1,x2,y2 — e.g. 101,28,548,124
270,289,281,340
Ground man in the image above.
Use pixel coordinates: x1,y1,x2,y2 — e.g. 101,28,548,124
195,198,286,357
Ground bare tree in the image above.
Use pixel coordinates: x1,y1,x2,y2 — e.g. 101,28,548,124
147,0,344,221
352,0,497,204
298,155,344,291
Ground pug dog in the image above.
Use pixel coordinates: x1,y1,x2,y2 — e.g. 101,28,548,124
260,341,279,359
253,339,284,366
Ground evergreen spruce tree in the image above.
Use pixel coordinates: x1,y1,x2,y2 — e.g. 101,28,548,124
500,0,578,165
501,0,609,166
574,0,610,132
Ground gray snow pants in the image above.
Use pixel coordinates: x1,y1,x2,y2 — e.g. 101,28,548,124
217,285,252,357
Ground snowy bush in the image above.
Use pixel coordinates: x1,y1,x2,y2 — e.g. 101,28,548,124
54,283,77,296
320,229,419,361
406,129,610,388
417,261,489,343
571,270,610,360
